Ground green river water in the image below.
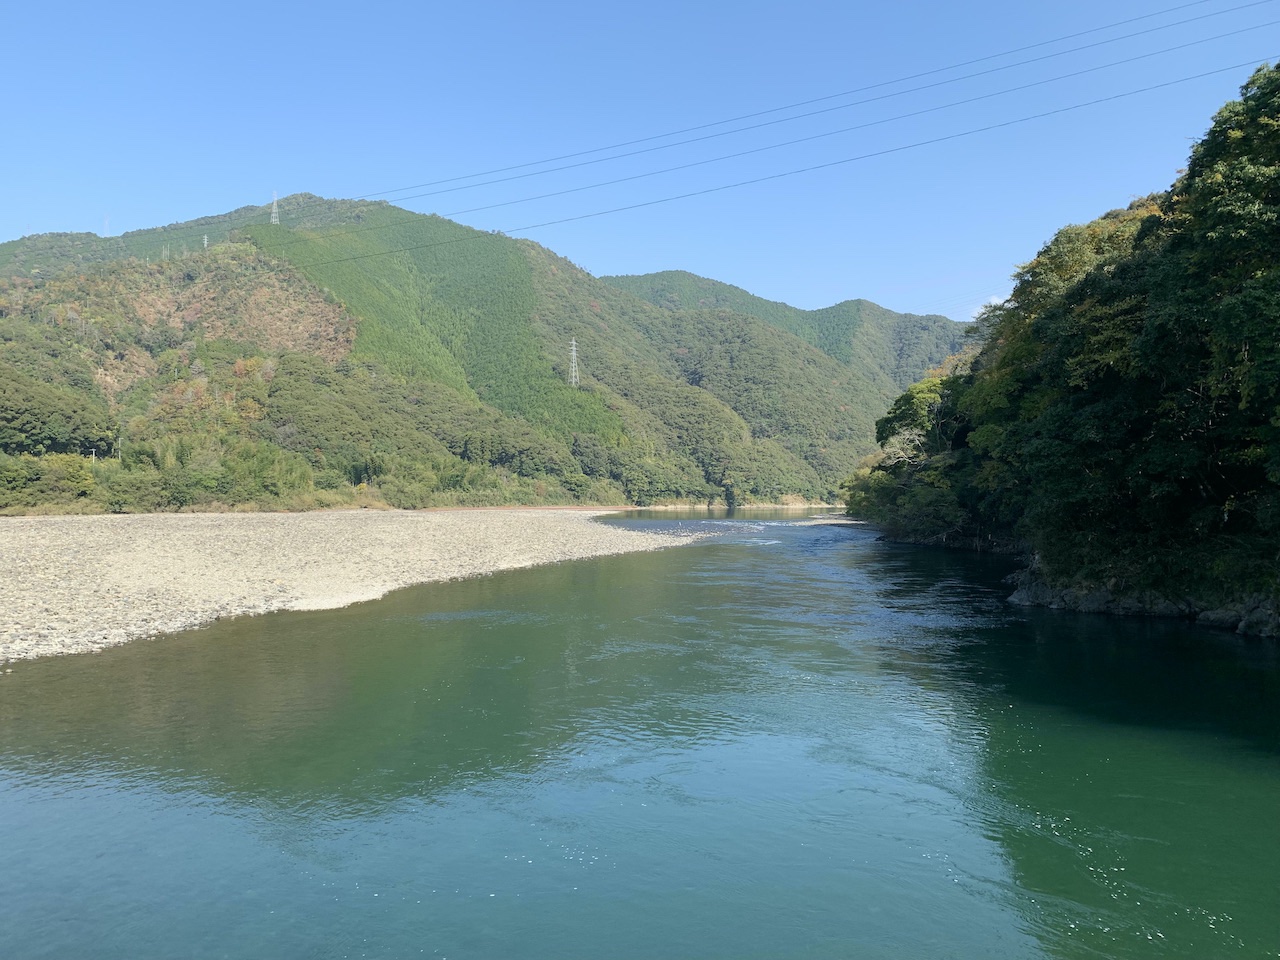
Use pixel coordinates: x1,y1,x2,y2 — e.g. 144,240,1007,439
1,512,1277,958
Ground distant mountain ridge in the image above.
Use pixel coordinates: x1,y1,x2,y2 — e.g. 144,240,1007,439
0,194,375,278
0,197,965,512
602,270,965,390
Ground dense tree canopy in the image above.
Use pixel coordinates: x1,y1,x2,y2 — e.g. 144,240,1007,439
0,198,957,512
846,64,1280,602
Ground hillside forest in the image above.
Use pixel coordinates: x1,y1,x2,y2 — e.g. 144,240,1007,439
845,64,1280,609
0,203,961,512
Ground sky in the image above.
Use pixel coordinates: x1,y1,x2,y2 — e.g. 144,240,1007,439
5,0,1277,318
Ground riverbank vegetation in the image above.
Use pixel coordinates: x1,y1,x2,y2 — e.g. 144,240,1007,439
844,64,1280,606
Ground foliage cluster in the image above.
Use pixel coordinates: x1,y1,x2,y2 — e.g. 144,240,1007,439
844,65,1280,602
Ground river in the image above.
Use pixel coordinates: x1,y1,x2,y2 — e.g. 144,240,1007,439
1,511,1276,959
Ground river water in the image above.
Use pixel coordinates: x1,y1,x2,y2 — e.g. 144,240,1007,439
1,512,1276,959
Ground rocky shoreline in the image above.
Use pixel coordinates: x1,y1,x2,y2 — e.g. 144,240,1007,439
873,531,1278,639
0,509,699,663
1007,574,1279,639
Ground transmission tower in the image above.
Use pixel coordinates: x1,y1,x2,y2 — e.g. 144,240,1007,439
569,338,579,388
270,192,280,225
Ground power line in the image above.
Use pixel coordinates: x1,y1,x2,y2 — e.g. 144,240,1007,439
247,22,1274,256
229,0,1280,247
911,288,1013,315
198,6,1280,258
20,0,1266,251
378,0,1279,208
364,0,1259,200
136,54,1273,325
439,22,1278,220
503,58,1274,233
281,56,1273,274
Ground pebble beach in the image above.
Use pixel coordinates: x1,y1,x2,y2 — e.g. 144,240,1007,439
0,509,694,662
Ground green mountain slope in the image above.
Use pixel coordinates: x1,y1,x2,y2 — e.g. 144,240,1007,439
601,270,966,389
245,206,831,502
528,252,880,480
0,194,369,279
0,198,961,513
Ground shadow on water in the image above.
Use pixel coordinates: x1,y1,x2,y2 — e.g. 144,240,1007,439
0,547,764,813
855,537,1280,754
844,534,1280,959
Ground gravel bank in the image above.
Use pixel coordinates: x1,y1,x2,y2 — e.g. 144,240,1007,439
0,509,695,662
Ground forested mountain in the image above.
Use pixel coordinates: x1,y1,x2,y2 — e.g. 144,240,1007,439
602,270,965,389
0,199,959,512
845,64,1280,615
0,195,364,279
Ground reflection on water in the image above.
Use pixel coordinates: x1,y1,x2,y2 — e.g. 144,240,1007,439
1,513,1276,959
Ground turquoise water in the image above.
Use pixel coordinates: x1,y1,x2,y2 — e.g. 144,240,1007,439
1,513,1276,958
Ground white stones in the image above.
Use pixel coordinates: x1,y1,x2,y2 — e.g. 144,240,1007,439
0,510,695,662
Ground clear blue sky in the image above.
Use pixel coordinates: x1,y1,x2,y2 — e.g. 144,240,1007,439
5,0,1276,317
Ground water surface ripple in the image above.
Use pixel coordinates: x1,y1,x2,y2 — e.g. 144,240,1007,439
1,512,1276,959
